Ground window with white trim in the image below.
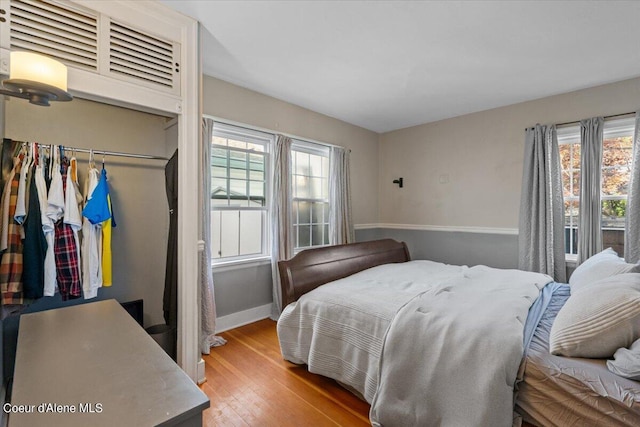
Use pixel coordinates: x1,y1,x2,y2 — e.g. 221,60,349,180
558,117,635,257
291,140,330,250
211,123,272,261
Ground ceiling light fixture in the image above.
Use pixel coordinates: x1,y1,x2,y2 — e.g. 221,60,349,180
0,51,73,106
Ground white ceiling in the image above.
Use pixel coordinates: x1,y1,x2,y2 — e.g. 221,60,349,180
161,1,640,133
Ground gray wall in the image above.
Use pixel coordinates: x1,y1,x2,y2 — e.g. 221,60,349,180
356,228,518,269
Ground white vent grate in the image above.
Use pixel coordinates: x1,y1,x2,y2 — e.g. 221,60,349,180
9,0,98,71
109,20,177,90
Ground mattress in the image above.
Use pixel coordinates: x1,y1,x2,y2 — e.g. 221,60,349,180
516,284,640,426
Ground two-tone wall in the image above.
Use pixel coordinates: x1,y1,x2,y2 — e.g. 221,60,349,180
371,76,640,269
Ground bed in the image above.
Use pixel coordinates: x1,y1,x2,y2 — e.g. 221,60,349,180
276,239,640,427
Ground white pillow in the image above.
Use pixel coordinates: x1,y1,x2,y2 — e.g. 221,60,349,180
607,338,640,380
569,248,640,293
550,273,640,358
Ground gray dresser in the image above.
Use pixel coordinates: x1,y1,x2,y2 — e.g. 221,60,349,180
8,299,209,426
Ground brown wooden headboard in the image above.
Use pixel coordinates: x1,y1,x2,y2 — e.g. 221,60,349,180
277,239,411,308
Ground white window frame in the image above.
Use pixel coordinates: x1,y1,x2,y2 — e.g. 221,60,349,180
558,117,635,261
291,139,331,252
211,122,273,265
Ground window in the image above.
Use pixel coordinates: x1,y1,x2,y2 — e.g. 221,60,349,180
211,123,272,261
558,118,635,256
291,140,330,250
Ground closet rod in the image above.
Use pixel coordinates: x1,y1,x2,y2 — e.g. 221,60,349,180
68,147,168,161
15,141,168,161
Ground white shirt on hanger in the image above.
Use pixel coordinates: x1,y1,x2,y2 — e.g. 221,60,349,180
46,146,64,223
13,148,30,225
82,166,103,299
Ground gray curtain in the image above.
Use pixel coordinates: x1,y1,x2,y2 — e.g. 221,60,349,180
270,135,293,318
577,117,604,264
200,118,226,353
329,146,354,245
625,112,640,262
518,124,566,282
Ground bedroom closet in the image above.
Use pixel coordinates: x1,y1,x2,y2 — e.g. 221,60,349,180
0,0,202,390
3,97,174,322
0,96,177,380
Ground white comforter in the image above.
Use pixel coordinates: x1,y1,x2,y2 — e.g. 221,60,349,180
276,260,551,426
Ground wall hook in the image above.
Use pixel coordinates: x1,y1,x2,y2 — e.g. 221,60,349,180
392,177,403,188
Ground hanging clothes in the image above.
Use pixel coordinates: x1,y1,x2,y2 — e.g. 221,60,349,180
81,163,103,299
52,155,81,301
163,149,178,331
22,170,47,299
82,166,113,287
0,155,19,252
13,145,31,225
35,155,56,297
0,139,18,198
0,154,25,306
64,156,83,280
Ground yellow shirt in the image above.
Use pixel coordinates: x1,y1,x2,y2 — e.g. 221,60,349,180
101,194,113,287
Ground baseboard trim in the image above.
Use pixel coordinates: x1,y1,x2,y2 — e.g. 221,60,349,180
216,303,272,333
354,223,518,235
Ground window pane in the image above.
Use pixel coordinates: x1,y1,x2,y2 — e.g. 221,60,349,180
323,224,329,245
310,154,322,177
220,210,240,258
602,199,626,229
311,202,324,223
602,167,630,196
247,142,265,152
564,199,579,256
312,225,323,246
310,177,323,199
603,137,633,167
229,179,247,196
296,152,309,175
212,136,227,146
299,225,311,247
212,177,227,193
295,175,309,198
228,139,246,149
239,211,263,255
298,201,310,224
249,181,264,199
212,166,227,178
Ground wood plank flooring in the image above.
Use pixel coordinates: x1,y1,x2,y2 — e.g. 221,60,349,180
199,319,370,426
199,319,537,427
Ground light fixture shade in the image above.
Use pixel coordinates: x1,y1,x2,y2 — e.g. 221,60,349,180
1,51,72,106
10,51,68,91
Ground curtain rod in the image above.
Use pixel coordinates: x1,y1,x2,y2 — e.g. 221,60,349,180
527,111,636,130
10,140,168,161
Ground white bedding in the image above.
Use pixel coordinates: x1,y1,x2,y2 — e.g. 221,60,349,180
277,260,465,402
276,260,552,426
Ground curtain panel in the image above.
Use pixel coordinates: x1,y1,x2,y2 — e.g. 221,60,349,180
625,112,640,263
518,124,566,282
270,135,293,318
577,117,604,265
329,146,354,245
200,118,226,353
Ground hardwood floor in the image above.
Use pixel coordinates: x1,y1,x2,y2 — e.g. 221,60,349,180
199,319,537,427
199,319,370,426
